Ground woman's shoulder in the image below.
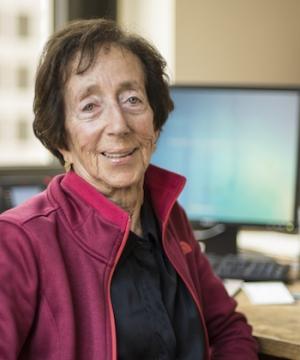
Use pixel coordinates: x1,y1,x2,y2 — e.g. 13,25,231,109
0,182,60,228
0,180,64,261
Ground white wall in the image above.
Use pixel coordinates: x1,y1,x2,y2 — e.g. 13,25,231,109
118,0,300,86
175,0,300,85
117,0,175,80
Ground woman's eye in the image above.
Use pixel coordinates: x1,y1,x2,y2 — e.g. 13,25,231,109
82,103,95,112
127,96,141,105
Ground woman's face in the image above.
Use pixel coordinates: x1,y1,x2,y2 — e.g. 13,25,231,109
60,45,158,194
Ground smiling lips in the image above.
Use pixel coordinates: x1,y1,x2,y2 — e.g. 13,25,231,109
102,147,138,159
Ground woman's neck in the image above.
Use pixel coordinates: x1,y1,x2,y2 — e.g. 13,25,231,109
106,184,144,237
72,167,145,236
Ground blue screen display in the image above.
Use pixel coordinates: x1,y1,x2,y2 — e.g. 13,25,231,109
152,87,300,228
10,185,43,207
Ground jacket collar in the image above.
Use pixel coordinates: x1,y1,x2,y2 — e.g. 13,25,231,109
60,164,186,227
144,165,186,224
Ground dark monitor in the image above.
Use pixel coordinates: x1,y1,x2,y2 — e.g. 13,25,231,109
152,86,300,253
0,166,62,212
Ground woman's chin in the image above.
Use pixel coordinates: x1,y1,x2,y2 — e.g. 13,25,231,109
96,173,143,192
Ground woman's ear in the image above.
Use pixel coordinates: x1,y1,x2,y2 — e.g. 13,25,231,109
58,148,73,172
152,130,160,153
154,130,160,144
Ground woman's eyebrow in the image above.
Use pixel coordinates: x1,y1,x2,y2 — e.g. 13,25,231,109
77,84,100,100
118,81,144,92
74,80,144,102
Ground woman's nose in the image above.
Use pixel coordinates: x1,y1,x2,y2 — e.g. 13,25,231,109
105,103,130,136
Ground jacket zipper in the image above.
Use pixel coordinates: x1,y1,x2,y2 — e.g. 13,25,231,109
107,217,131,360
161,219,211,360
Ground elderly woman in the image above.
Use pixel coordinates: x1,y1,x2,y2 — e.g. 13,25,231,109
0,19,258,359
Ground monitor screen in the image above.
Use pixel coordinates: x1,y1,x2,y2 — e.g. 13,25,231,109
152,86,300,231
9,185,43,207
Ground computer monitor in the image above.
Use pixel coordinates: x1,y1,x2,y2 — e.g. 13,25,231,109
0,166,62,212
152,86,300,253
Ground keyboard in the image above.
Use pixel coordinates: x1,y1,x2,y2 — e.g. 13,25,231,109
207,253,291,282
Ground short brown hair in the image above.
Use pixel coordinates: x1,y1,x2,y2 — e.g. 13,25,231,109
33,18,174,165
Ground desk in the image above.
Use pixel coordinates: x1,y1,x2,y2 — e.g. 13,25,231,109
236,282,300,360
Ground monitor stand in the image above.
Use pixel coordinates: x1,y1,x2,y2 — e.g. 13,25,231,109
196,225,238,255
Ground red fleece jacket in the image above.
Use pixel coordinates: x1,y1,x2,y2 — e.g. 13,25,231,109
0,165,258,359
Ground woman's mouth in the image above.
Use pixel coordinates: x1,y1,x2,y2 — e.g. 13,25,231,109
101,148,137,159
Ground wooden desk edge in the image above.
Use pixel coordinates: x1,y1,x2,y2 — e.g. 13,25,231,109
254,334,300,359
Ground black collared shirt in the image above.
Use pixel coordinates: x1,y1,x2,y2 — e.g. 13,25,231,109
111,196,204,359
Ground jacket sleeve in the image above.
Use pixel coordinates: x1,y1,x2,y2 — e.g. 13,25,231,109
173,204,259,359
0,219,38,359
